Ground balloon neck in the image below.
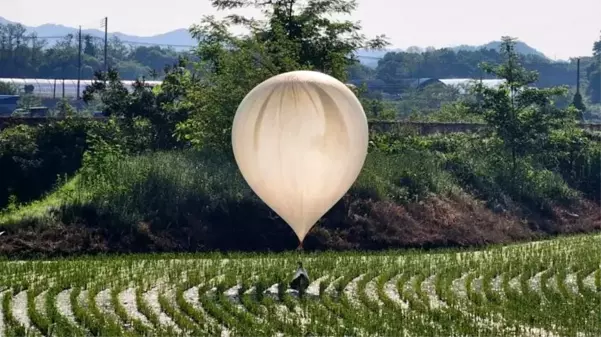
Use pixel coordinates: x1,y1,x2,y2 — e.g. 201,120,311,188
297,242,304,251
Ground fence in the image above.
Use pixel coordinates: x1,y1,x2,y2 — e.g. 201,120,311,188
0,78,162,98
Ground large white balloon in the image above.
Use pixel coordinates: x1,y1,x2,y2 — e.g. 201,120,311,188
232,70,369,243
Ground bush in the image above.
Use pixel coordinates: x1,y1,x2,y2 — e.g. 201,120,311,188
74,150,249,226
0,116,156,211
354,149,455,203
445,136,580,213
0,119,90,209
538,129,601,202
1,130,600,256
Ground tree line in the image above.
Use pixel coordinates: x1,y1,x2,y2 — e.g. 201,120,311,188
0,22,187,80
352,38,601,104
1,21,600,105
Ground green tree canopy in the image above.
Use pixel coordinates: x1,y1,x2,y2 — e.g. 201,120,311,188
469,37,580,174
586,32,601,104
0,22,186,80
175,0,388,150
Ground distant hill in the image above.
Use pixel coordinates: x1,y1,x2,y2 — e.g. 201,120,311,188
450,41,548,59
1,16,550,67
356,41,550,68
0,16,197,49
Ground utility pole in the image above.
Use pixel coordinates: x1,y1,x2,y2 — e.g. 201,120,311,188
576,58,581,94
31,34,36,64
573,57,586,121
101,17,108,74
77,26,82,100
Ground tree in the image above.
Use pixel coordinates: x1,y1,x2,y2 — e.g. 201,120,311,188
396,84,464,117
83,68,130,118
586,32,601,103
176,0,388,150
571,91,586,118
372,46,579,94
347,63,375,81
54,98,76,117
16,93,42,111
0,82,17,95
0,23,184,80
358,88,397,120
107,36,128,65
83,60,192,150
83,35,97,56
594,34,601,56
469,36,579,176
589,71,601,104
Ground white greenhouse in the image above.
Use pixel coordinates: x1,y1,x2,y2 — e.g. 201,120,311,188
0,78,163,98
438,78,506,94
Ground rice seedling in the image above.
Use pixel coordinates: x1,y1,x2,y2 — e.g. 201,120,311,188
0,233,598,336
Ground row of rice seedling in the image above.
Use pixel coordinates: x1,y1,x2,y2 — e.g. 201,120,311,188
0,233,598,337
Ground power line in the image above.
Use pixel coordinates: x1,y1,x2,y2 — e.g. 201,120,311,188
28,34,386,59
117,40,198,48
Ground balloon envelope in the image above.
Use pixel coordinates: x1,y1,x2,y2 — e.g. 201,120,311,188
231,70,369,243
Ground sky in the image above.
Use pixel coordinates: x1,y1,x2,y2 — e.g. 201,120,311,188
4,0,601,60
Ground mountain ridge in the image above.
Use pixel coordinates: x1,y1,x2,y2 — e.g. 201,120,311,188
355,41,550,67
0,16,553,67
0,16,196,47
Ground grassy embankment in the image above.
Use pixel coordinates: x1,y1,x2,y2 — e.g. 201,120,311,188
0,131,599,257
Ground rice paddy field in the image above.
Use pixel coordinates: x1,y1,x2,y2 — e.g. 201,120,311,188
0,234,599,337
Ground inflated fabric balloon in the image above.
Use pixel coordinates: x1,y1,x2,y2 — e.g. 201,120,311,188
231,70,369,244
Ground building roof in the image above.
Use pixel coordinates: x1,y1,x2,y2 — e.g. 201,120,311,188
411,78,443,88
402,78,506,91
439,78,505,86
435,78,506,94
0,95,19,103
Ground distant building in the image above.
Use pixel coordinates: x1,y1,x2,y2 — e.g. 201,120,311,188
406,78,507,93
0,95,19,115
347,79,389,92
29,107,50,117
408,78,442,89
438,78,506,93
348,77,507,94
0,78,163,99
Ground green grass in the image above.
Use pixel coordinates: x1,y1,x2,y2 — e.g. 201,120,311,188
0,151,249,227
0,136,597,257
0,177,84,226
1,141,584,228
0,148,457,227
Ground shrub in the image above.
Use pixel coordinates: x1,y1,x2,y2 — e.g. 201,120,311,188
0,116,156,211
0,119,89,209
445,138,580,214
72,150,248,225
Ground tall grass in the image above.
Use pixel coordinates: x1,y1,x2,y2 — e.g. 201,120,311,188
441,134,582,211
354,149,456,203
0,132,593,238
72,150,250,226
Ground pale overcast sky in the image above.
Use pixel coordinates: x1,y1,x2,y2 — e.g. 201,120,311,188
3,0,600,60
